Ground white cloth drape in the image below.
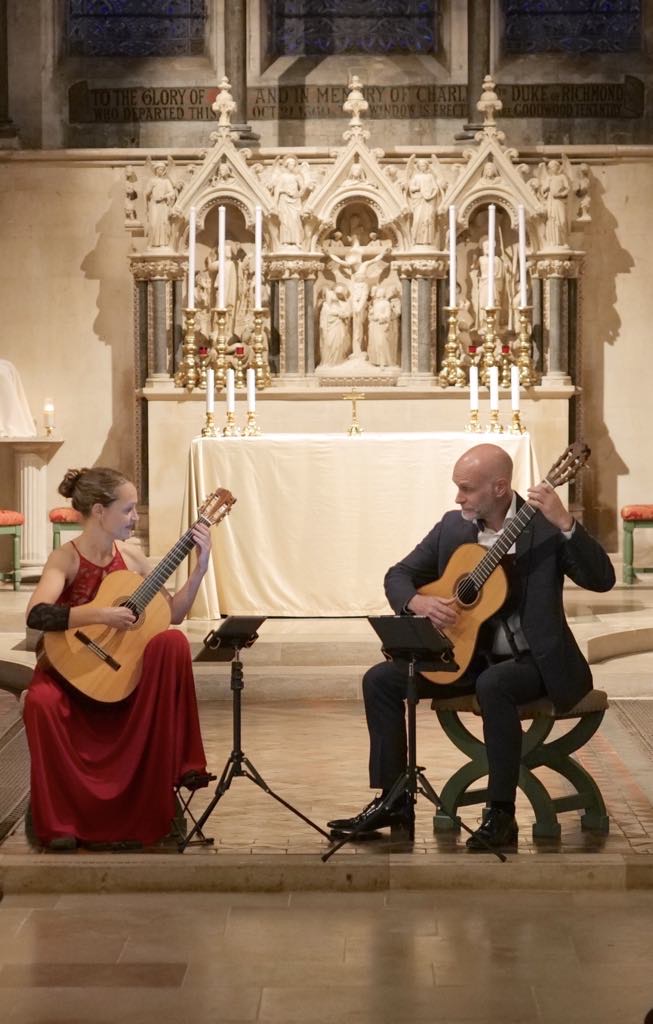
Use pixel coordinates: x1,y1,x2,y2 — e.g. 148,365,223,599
0,360,36,437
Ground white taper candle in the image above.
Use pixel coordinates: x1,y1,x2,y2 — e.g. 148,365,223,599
469,365,479,411
187,206,196,309
226,367,235,413
43,399,55,429
518,204,527,307
489,365,499,411
511,364,520,412
487,204,496,308
206,367,215,414
218,205,226,309
448,205,457,308
254,206,263,309
246,367,256,413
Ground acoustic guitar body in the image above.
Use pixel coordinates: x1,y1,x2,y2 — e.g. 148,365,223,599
417,543,509,685
41,570,172,703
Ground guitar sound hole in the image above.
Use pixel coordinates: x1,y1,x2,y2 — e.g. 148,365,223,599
456,576,479,607
121,600,140,623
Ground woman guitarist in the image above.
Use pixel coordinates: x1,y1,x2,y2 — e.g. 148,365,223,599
327,443,616,850
24,467,211,851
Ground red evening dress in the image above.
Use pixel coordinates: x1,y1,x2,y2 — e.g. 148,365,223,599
23,544,207,846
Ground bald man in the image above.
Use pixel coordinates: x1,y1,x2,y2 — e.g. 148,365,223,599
328,443,615,849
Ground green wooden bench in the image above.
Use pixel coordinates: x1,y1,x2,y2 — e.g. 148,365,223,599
621,504,653,584
430,689,609,840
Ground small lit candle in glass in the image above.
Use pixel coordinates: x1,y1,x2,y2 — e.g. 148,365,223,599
511,364,520,412
246,368,256,413
489,366,499,411
43,398,55,432
254,205,263,309
206,367,215,414
469,365,479,411
225,367,235,414
187,206,196,310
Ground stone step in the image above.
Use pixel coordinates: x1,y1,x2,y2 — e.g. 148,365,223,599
193,662,365,702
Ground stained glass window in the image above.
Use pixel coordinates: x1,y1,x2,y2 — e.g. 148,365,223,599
268,1,439,57
502,1,641,54
66,1,207,58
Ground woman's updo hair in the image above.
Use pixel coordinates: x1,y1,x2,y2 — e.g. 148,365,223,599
58,467,129,517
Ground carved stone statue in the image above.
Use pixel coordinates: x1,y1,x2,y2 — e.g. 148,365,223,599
124,166,138,223
405,156,443,246
329,237,387,359
319,286,351,366
273,156,309,248
367,287,396,367
207,243,239,334
471,237,511,328
144,160,176,248
541,159,571,248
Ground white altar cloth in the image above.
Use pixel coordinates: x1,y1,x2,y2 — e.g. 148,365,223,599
179,432,538,618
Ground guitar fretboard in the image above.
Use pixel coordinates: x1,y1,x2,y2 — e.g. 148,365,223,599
126,513,211,614
468,501,538,591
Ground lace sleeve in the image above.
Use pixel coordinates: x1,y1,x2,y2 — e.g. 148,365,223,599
27,603,70,632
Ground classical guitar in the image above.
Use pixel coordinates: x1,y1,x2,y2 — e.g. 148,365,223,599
40,488,236,703
417,442,590,686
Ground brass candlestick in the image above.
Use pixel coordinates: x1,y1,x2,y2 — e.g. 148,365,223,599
438,307,467,388
478,306,499,386
252,307,271,389
175,307,200,391
515,306,538,387
221,410,240,437
343,389,365,436
465,409,484,433
233,346,247,390
214,307,228,391
499,344,513,389
201,411,218,437
509,410,526,434
487,408,504,433
242,411,262,436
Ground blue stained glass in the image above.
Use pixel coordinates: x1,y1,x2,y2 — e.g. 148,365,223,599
269,0,438,56
502,0,641,53
66,0,206,57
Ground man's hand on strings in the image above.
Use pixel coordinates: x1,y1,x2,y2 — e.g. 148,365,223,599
527,482,574,532
407,593,458,630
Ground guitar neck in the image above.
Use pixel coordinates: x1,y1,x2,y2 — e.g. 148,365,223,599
128,514,210,614
470,501,536,588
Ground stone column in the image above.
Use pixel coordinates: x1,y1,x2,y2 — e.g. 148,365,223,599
172,278,184,376
130,255,185,384
537,256,580,386
417,277,433,373
400,276,411,372
16,452,49,567
224,0,258,143
269,280,280,375
283,279,299,374
0,0,17,145
304,278,315,373
531,276,544,374
151,279,168,379
457,0,491,139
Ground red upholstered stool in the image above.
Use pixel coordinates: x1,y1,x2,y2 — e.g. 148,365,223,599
621,505,653,584
0,509,24,590
49,506,83,549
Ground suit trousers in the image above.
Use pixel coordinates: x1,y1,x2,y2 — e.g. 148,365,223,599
362,653,546,803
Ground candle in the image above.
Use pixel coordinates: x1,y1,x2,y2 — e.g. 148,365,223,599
43,398,55,430
226,367,235,413
469,365,479,411
206,367,215,414
511,364,520,412
187,206,196,309
489,366,499,411
246,367,256,413
518,204,527,307
448,205,457,308
487,204,496,308
254,205,263,309
218,205,226,309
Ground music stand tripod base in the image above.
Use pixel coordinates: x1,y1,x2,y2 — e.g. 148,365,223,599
323,616,506,863
179,616,331,852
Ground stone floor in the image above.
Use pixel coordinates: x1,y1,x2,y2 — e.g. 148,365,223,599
1,576,653,1022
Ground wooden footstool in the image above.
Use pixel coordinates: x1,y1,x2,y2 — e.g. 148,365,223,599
621,504,653,584
0,509,24,590
431,690,609,840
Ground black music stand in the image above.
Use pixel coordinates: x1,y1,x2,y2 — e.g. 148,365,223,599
179,616,330,852
322,615,506,863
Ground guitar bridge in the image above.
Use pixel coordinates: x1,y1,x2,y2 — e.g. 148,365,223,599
74,630,121,672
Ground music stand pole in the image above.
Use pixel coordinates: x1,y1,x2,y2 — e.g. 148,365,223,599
323,627,506,863
180,625,330,852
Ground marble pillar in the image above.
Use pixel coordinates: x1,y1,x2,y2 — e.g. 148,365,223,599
224,0,258,142
543,276,571,385
460,0,490,137
284,279,299,373
172,278,184,376
151,279,168,379
531,276,544,374
417,277,432,372
401,277,411,371
304,278,315,373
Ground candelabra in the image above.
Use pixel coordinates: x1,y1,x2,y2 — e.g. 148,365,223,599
252,307,272,389
201,411,218,437
515,306,538,387
213,308,228,391
478,307,499,387
464,409,484,433
509,410,526,435
233,344,247,390
242,411,262,437
175,308,200,391
343,390,365,436
221,410,240,437
438,307,467,388
487,408,504,434
499,344,513,389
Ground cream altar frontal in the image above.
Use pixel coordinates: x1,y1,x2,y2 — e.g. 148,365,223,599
176,432,537,618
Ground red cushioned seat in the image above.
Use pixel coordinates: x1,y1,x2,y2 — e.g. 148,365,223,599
49,507,83,524
0,509,24,526
621,505,653,521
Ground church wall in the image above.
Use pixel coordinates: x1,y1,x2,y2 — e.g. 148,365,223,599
1,149,652,563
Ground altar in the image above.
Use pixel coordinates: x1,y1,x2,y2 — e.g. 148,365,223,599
178,431,538,618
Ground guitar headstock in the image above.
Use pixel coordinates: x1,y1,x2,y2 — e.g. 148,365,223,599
198,488,237,526
545,442,591,488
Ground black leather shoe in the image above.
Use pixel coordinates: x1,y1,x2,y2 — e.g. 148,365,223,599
466,808,518,851
327,794,413,835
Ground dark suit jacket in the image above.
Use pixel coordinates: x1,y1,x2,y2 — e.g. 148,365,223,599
384,496,616,712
